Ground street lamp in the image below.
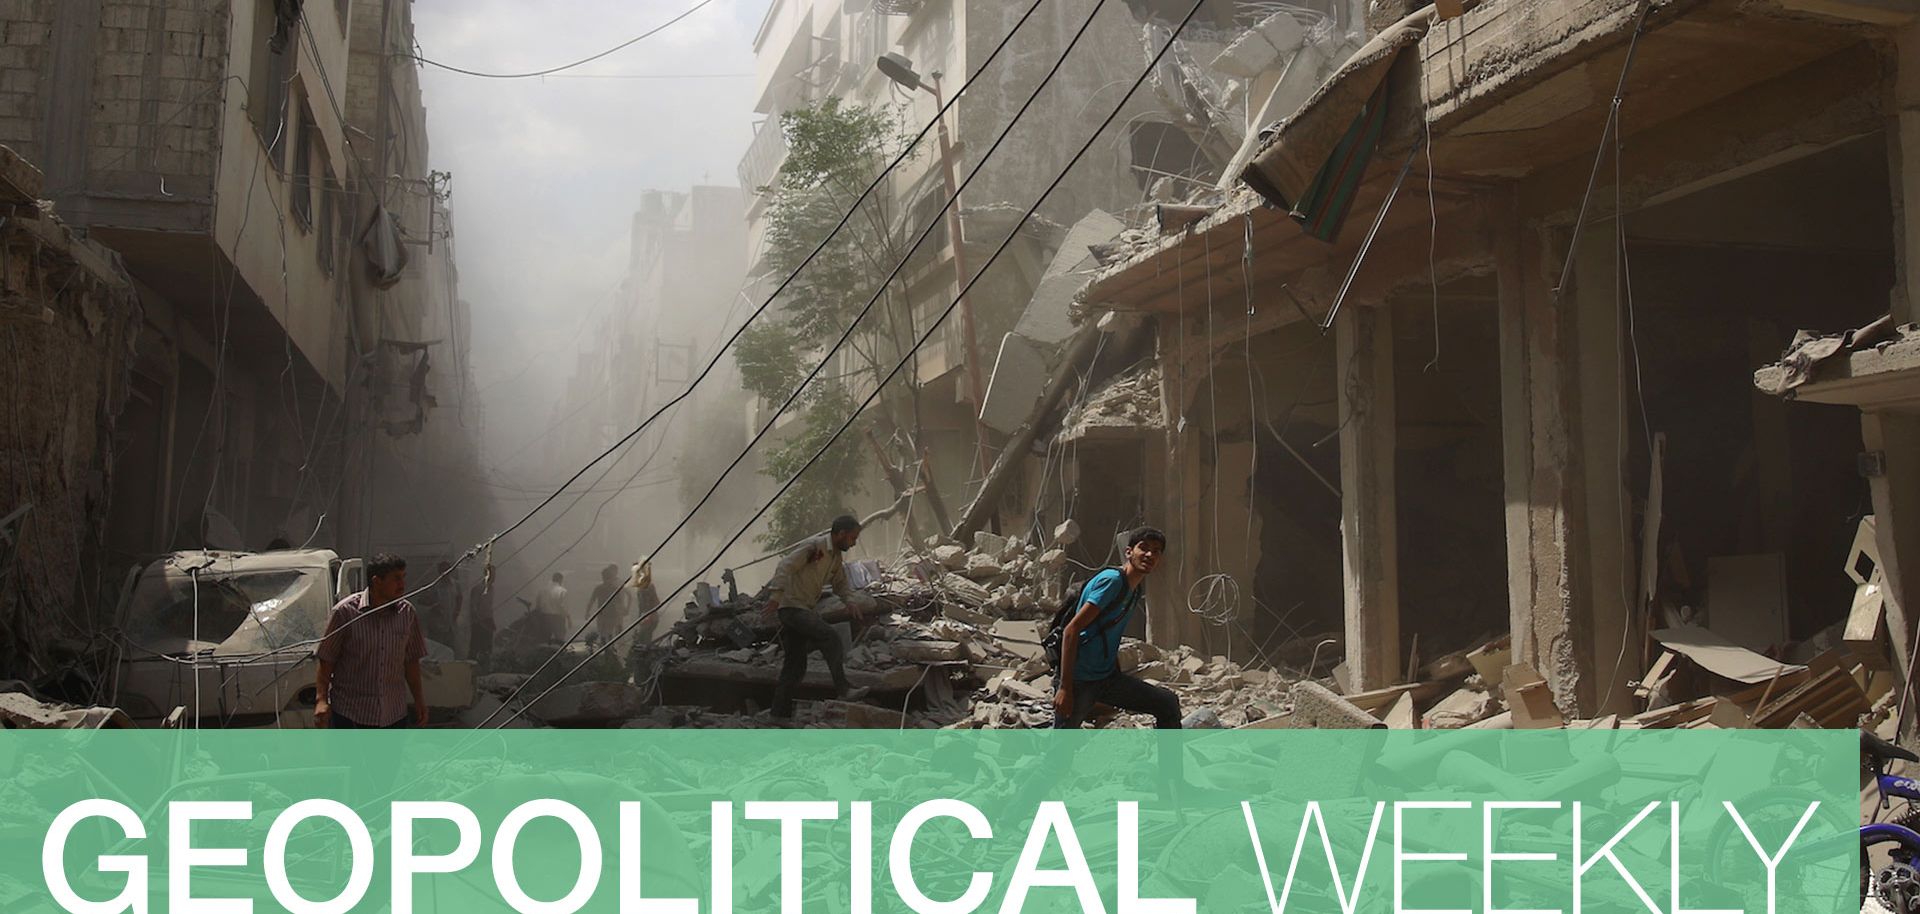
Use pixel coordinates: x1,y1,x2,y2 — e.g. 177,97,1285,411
878,52,992,488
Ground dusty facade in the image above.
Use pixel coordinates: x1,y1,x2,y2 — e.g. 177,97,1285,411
938,0,1920,722
743,0,1184,548
0,0,493,677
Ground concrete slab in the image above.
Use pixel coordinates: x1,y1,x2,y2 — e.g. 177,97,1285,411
980,332,1050,433
1012,210,1125,345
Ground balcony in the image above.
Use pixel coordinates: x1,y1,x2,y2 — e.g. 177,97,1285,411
738,118,790,193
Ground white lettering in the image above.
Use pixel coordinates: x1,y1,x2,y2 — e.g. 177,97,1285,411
998,802,1105,914
1573,801,1665,914
392,801,481,914
890,799,992,914
43,799,147,914
1395,801,1471,914
493,800,601,914
265,800,373,914
1723,801,1819,914
1118,802,1193,914
170,801,252,914
620,802,697,914
1483,802,1561,914
745,801,838,914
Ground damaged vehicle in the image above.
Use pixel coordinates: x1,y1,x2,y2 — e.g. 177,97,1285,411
108,549,476,727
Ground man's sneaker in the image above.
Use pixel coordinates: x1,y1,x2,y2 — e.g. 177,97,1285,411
840,686,871,703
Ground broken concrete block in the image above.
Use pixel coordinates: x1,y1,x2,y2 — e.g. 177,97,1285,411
529,681,648,726
1053,520,1081,546
1211,9,1306,78
973,531,1010,558
939,574,992,607
942,601,996,627
933,545,968,569
1013,211,1126,345
964,553,1005,579
999,678,1050,702
1290,681,1386,730
1422,688,1496,730
980,332,1051,434
892,640,965,663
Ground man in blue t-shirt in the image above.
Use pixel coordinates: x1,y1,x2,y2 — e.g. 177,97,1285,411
1053,526,1181,729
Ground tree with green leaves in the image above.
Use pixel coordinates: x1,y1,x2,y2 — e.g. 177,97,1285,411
734,98,923,547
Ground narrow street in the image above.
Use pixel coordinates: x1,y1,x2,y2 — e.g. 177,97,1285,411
1,0,1917,743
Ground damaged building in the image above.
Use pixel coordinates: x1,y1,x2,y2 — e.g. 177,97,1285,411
0,1,495,690
967,0,1920,726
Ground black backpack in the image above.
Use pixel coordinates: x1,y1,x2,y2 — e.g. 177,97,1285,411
1040,567,1126,674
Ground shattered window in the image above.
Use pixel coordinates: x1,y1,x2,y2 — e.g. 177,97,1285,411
123,569,323,656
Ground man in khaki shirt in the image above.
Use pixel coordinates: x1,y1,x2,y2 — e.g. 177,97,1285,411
764,514,869,719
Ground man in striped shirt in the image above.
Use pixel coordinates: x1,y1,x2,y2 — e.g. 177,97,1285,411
315,553,428,728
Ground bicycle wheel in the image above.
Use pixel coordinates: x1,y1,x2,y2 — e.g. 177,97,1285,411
1703,786,1859,910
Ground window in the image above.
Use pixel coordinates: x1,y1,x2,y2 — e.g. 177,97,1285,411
318,176,339,275
290,102,317,230
247,0,295,167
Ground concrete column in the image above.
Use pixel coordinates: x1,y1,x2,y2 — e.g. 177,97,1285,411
1494,210,1593,717
1572,233,1636,717
1336,303,1399,690
1864,412,1920,715
1895,23,1920,324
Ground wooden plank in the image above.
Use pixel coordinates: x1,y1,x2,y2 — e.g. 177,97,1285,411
1383,692,1418,730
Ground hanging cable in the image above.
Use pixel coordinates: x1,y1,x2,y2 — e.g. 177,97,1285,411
491,0,1213,730
408,0,723,80
477,0,1124,727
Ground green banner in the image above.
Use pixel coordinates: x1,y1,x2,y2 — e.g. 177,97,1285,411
6,729,1858,913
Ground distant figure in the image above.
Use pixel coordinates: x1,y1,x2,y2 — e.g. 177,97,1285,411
588,563,630,648
763,514,869,720
469,574,495,667
533,572,569,643
632,559,661,646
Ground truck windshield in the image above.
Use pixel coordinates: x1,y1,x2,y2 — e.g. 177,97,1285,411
123,568,325,656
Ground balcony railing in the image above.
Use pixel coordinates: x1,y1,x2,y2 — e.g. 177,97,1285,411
738,118,790,193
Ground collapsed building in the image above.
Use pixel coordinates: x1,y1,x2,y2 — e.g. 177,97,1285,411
970,0,1920,727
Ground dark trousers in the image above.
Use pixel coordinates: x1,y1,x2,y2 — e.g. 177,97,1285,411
770,606,850,718
1054,671,1182,729
329,712,413,729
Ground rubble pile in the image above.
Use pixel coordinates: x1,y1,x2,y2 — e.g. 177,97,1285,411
960,637,1295,730
1061,365,1165,439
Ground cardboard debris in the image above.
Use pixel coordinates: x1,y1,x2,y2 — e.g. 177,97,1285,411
1650,625,1806,684
1467,635,1513,687
1501,663,1563,729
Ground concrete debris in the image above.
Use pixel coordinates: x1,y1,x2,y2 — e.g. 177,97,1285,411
0,682,131,729
1061,365,1165,440
1052,519,1081,546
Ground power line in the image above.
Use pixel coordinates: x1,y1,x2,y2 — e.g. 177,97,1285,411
492,0,1207,728
239,0,1060,729
478,0,1110,725
408,0,722,80
480,0,1052,551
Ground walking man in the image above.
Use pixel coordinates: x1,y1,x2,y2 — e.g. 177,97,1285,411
1053,526,1181,729
315,553,428,729
764,514,869,719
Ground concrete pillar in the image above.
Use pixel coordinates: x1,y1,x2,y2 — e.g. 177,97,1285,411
1336,303,1399,690
1494,209,1594,717
1894,24,1920,324
1572,233,1636,717
1864,412,1920,716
